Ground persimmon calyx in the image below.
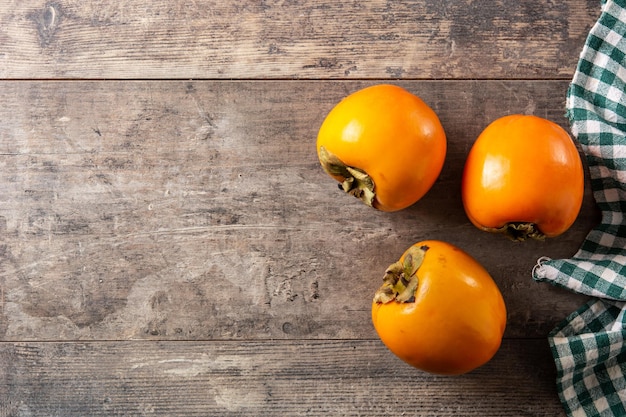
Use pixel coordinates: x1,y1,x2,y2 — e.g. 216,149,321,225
318,146,375,207
374,245,430,304
484,222,546,242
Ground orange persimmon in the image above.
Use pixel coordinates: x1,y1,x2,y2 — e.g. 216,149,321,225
316,84,447,212
371,240,507,375
462,114,584,241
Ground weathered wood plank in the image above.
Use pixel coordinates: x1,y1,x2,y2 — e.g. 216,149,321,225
0,0,599,80
0,339,563,416
0,80,594,341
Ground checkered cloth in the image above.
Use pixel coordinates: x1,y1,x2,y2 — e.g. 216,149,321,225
532,0,626,415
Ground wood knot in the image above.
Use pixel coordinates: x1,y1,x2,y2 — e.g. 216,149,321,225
30,3,62,47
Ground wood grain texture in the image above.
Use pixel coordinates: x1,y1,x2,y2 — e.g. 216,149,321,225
0,80,595,342
0,0,604,414
0,0,599,80
0,339,561,416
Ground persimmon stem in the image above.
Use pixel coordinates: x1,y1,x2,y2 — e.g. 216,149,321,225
484,222,545,242
318,146,376,207
374,245,429,304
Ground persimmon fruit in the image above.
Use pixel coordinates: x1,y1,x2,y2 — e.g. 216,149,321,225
316,84,447,212
371,240,507,375
462,114,584,241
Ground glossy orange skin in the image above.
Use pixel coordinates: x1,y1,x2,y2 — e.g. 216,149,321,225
371,240,507,375
317,84,447,212
462,115,584,237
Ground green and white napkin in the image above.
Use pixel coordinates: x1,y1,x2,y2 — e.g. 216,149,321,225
533,1,626,415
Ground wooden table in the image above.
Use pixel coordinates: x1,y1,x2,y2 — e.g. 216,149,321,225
0,1,603,415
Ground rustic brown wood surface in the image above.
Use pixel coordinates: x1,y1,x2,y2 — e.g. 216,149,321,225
0,1,604,416
0,1,599,79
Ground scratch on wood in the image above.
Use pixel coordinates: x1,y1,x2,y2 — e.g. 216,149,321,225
302,58,341,70
1,286,4,318
187,91,217,140
263,265,272,306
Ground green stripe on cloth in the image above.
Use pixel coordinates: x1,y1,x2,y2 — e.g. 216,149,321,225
532,0,626,415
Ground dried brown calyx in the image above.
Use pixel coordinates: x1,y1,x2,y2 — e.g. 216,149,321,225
485,222,545,242
373,245,429,304
318,146,376,207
